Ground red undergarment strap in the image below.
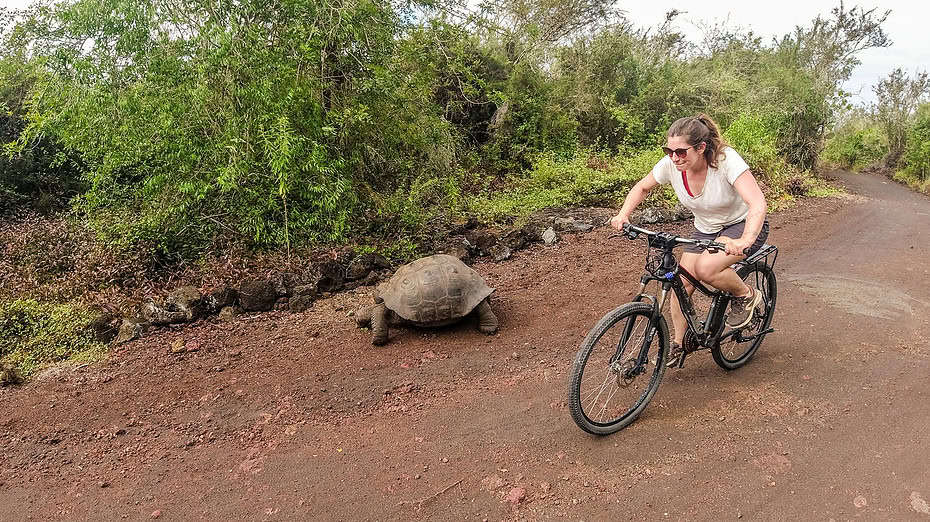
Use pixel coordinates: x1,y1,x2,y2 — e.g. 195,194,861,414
682,170,694,197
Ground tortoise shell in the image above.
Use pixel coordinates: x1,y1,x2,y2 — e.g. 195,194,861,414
378,254,494,324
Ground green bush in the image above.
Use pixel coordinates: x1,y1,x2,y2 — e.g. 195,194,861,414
724,114,783,178
0,299,106,378
901,104,930,181
469,148,668,222
821,126,887,170
12,0,436,256
892,170,930,194
0,56,85,215
1,1,888,258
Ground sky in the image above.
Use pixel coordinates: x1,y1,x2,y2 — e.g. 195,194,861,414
2,0,925,106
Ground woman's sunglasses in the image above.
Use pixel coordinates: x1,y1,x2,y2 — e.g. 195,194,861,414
662,145,695,159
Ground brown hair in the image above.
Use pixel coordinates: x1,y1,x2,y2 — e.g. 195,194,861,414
667,114,728,169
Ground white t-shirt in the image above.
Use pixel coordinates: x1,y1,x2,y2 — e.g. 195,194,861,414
650,147,751,233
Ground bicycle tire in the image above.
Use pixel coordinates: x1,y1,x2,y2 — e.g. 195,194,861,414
568,302,669,435
711,261,777,370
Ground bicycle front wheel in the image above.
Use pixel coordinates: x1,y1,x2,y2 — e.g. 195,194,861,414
568,302,669,435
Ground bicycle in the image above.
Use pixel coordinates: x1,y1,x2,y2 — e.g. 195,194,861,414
567,223,778,435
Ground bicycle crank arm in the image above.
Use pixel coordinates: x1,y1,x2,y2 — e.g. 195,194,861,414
734,327,775,343
717,327,775,343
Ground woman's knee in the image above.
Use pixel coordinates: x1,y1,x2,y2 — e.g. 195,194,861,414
693,256,723,282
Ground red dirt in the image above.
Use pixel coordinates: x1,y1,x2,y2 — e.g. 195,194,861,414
3,171,930,520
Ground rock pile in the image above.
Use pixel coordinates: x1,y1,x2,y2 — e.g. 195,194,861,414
114,252,392,344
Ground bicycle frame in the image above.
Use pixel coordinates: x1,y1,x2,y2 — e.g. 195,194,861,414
616,225,777,372
632,265,730,350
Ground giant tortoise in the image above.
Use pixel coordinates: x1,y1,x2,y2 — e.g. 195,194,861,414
355,254,498,345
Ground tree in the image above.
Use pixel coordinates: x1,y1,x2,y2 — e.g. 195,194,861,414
776,2,891,95
873,68,930,166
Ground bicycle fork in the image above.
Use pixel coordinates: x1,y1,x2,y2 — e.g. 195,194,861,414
627,285,670,373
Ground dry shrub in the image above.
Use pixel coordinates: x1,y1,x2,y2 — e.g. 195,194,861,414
784,173,810,196
0,213,158,311
0,212,352,315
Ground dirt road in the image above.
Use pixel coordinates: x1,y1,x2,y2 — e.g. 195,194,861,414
2,171,930,520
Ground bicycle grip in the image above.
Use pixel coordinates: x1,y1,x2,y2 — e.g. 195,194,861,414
714,247,751,256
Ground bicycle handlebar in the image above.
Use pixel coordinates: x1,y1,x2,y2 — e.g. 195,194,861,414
621,223,749,256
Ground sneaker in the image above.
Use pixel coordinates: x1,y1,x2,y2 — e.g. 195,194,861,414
664,342,683,368
727,287,763,329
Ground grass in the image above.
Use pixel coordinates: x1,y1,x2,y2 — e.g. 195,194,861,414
0,299,107,381
892,170,930,195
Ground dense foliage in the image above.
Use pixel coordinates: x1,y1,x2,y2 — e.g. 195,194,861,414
873,69,930,167
820,110,888,170
893,103,930,192
902,104,930,181
0,1,892,259
0,56,85,214
822,68,930,194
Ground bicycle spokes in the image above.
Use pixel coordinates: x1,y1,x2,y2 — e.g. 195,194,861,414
717,265,775,363
574,309,663,426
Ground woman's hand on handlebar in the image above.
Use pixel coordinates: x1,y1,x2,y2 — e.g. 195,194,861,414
716,236,752,257
610,213,630,231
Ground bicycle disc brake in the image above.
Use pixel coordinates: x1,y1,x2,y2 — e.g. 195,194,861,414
613,359,639,388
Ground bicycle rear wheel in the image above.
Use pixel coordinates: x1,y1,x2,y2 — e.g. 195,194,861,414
712,262,777,370
568,302,668,435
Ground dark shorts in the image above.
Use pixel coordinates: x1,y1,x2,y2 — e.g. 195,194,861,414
683,220,769,256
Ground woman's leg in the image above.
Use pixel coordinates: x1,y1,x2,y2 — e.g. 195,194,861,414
695,220,768,297
669,253,699,345
692,251,752,296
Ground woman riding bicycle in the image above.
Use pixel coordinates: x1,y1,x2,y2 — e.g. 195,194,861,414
609,114,769,366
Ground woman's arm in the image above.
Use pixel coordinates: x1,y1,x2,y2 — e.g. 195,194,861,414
610,173,660,230
722,170,766,255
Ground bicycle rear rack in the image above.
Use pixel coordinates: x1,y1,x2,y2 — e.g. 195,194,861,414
735,243,778,271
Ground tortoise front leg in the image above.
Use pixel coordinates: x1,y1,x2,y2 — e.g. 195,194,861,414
371,303,390,345
475,298,498,334
355,305,375,328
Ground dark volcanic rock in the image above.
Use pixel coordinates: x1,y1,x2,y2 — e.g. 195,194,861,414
289,295,314,313
489,244,512,262
502,225,541,251
435,239,472,264
312,260,346,293
292,283,317,298
114,319,148,345
140,301,188,326
85,306,121,344
464,229,498,254
239,280,277,312
0,364,23,386
553,216,594,233
346,254,391,281
165,286,207,320
218,306,240,321
273,272,301,297
209,287,238,310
